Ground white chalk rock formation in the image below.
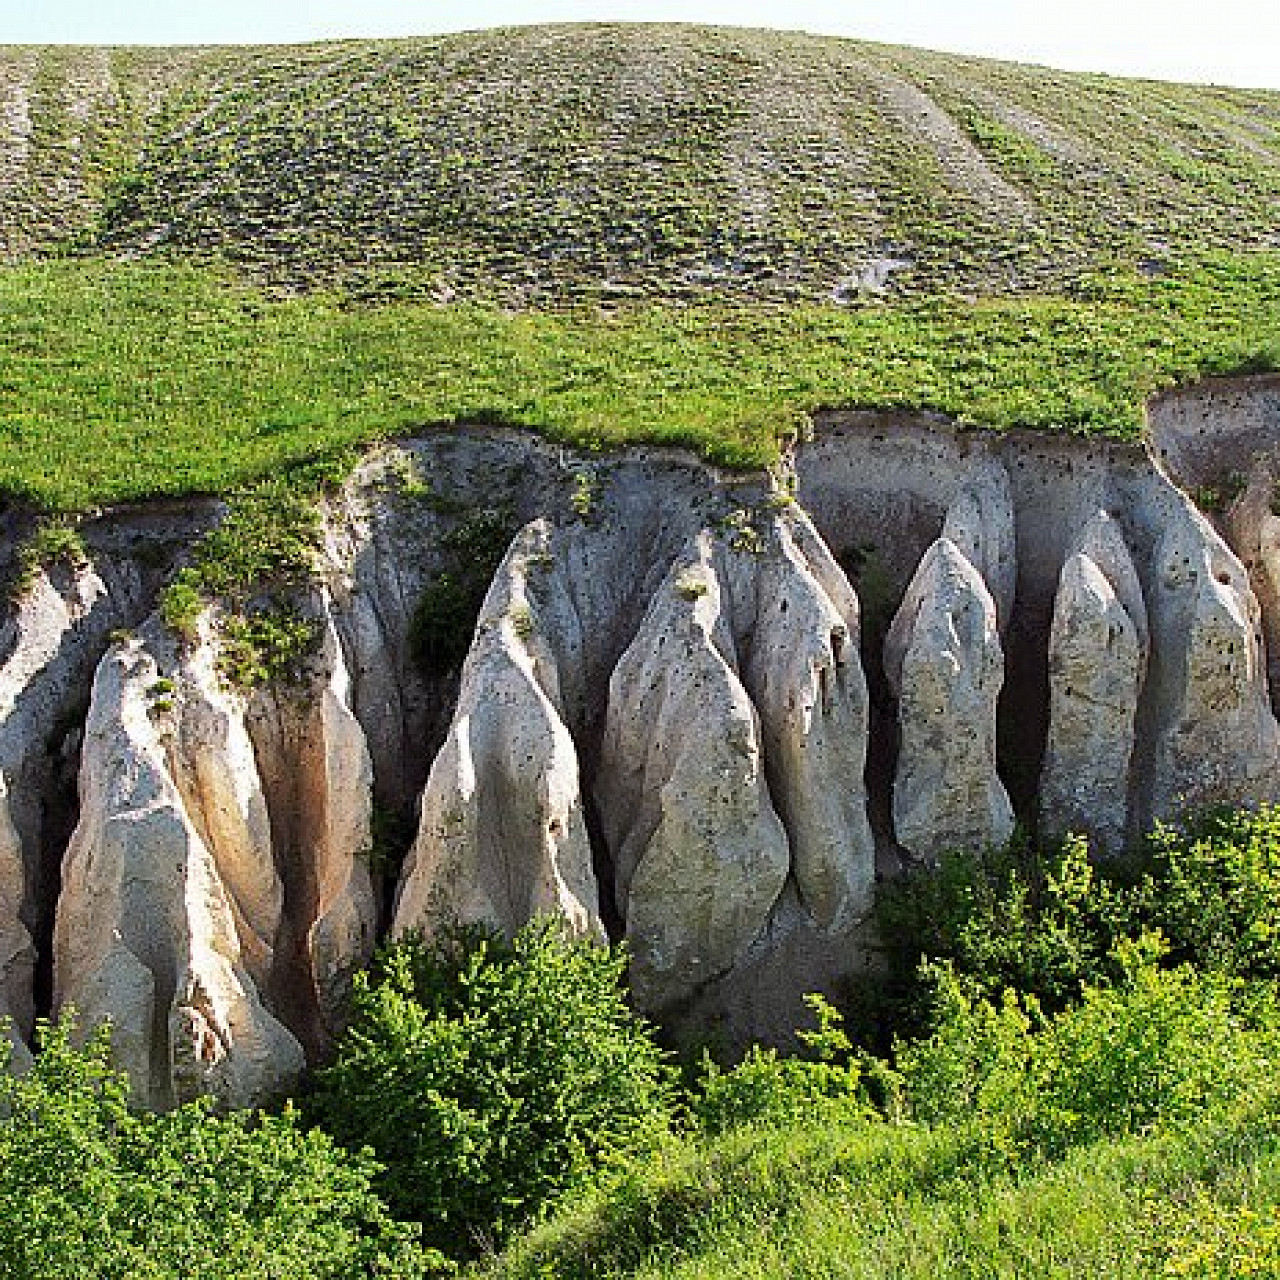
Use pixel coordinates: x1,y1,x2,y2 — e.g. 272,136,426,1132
597,509,874,1012
1040,512,1147,853
0,782,31,1071
941,456,1017,631
1223,461,1280,710
1145,509,1280,820
0,562,133,1068
168,633,282,993
53,632,304,1109
1258,508,1280,704
393,521,602,941
295,612,379,1034
742,513,876,929
245,601,379,1041
598,532,791,1013
885,537,1014,862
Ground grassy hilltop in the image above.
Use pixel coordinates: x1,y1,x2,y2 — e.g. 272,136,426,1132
6,27,1280,299
0,25,1278,508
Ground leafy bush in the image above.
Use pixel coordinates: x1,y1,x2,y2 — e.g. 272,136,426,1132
11,517,88,598
874,809,1280,1031
408,572,484,675
1133,806,1280,979
217,603,320,688
409,509,515,678
877,833,1129,1026
1150,1193,1280,1279
0,1020,430,1279
692,994,872,1134
310,920,674,1258
898,937,1279,1164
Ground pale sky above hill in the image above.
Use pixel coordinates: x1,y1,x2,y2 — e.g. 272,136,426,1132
2,0,1279,90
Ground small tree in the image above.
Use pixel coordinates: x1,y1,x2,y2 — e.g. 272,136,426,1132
1135,806,1280,979
310,919,674,1258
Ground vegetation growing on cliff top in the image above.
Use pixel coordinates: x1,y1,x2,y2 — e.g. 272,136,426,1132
0,252,1276,512
0,26,1278,515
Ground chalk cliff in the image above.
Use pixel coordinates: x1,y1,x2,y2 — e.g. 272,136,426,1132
1,375,1278,1099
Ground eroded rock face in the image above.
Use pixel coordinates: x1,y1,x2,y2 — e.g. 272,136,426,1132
739,514,875,930
50,594,379,1106
885,537,1014,862
941,456,1016,631
1222,461,1280,711
598,531,792,1013
53,630,304,1109
596,508,875,1014
393,521,603,943
168,626,282,995
0,784,32,1071
1040,512,1147,853
244,598,379,1048
295,610,379,1038
1144,508,1280,821
5,395,1280,1084
0,562,138,1065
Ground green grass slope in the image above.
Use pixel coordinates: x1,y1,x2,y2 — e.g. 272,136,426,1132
0,25,1278,511
487,1110,1280,1279
2,255,1277,510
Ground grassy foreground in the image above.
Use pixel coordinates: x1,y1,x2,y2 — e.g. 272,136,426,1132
0,252,1277,511
488,1107,1280,1279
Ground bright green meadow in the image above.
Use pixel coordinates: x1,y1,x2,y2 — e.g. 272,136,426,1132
0,253,1277,511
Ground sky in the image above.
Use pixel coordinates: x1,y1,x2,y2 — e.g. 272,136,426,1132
1,0,1279,91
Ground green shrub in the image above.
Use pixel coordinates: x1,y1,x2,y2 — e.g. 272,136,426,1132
217,603,320,689
160,572,204,640
876,811,1280,1034
409,510,515,678
12,517,88,598
408,573,483,675
310,920,674,1259
877,833,1129,1027
692,994,871,1134
0,1019,431,1279
898,937,1279,1165
1149,1193,1280,1278
1133,806,1280,979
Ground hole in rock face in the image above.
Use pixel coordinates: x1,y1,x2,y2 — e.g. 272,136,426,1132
582,793,623,943
997,603,1049,831
1217,571,1232,586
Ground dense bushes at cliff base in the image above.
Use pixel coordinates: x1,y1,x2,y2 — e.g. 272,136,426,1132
488,809,1280,1278
876,805,1280,1028
492,948,1280,1279
0,1022,430,1279
309,921,674,1258
10,808,1280,1278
